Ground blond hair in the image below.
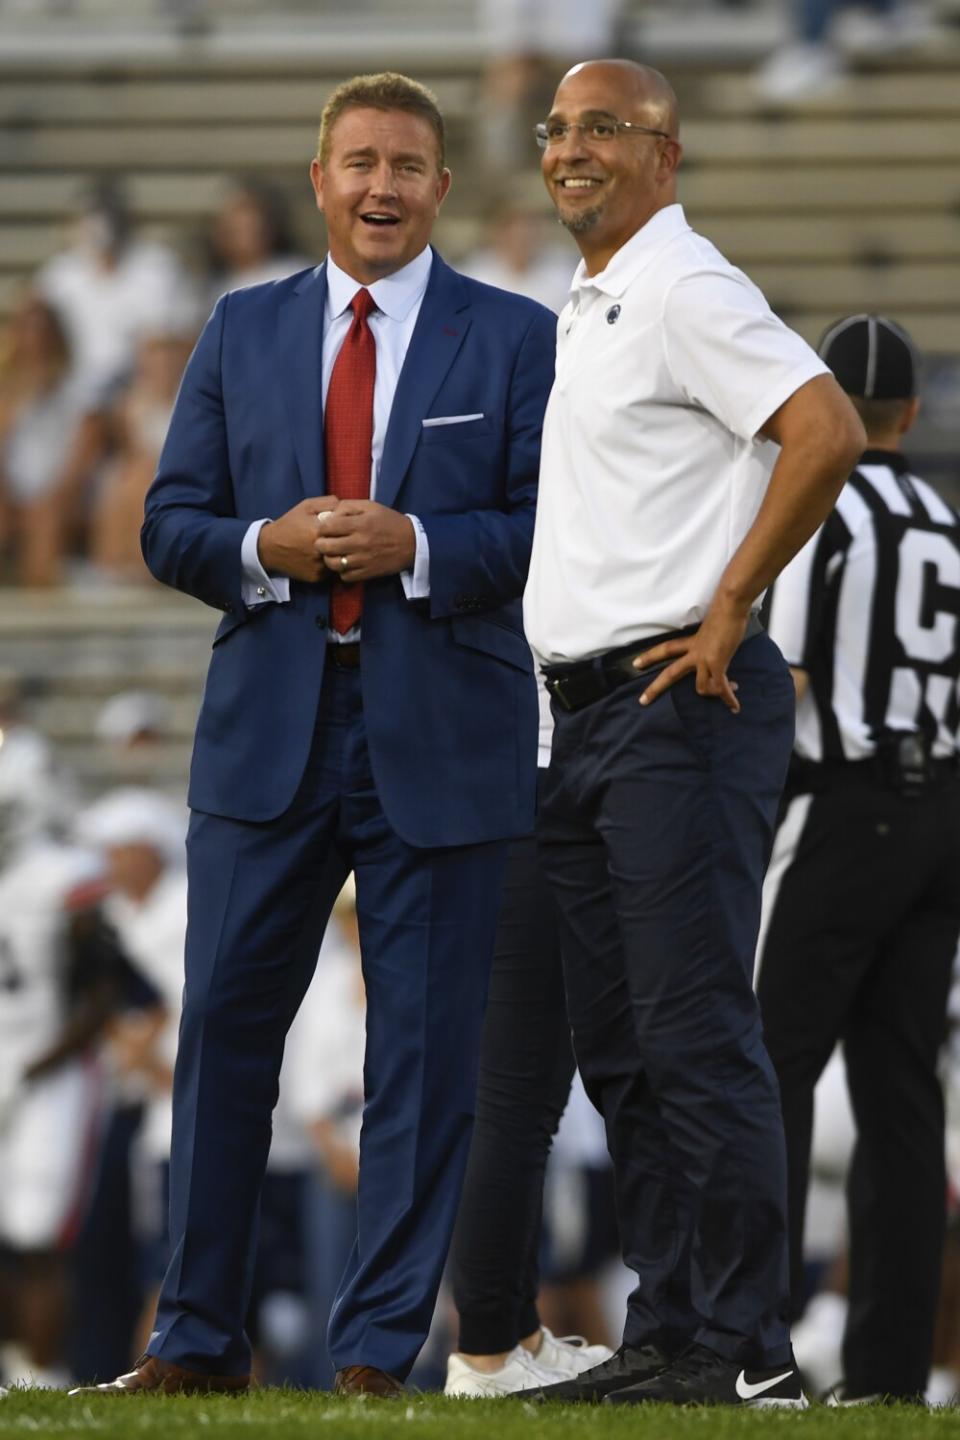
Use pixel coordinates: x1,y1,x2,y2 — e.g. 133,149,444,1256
318,72,446,170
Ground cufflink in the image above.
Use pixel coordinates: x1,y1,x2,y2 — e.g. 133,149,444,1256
257,585,267,598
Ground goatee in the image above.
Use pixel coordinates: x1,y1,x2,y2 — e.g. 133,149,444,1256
558,206,603,235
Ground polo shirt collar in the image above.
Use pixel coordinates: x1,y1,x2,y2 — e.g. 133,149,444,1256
570,203,691,300
325,245,433,322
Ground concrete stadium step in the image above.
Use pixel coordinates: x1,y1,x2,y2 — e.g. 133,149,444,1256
8,115,958,173
703,69,960,116
0,586,215,680
0,34,956,366
0,123,392,169
693,214,960,264
0,15,481,68
769,309,960,355
0,172,224,214
681,117,960,164
12,210,960,280
0,75,477,125
744,261,959,310
678,164,960,213
0,587,213,793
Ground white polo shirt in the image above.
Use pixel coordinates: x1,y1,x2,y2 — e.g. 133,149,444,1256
524,203,828,666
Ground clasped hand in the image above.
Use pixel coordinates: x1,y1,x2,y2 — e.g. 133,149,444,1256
257,496,416,585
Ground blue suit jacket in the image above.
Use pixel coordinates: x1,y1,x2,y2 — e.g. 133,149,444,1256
142,251,557,848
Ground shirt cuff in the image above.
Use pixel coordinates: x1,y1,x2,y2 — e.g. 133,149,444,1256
241,519,291,607
400,514,430,599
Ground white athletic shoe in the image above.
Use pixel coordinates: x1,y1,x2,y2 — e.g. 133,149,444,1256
0,1346,70,1391
534,1328,615,1377
791,1290,847,1398
444,1345,557,1397
824,1385,882,1406
753,42,846,105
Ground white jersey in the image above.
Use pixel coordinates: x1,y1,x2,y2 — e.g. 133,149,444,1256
104,865,313,1169
0,723,77,864
103,867,187,1162
0,840,106,1088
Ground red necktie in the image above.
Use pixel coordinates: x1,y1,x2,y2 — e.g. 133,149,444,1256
325,287,377,634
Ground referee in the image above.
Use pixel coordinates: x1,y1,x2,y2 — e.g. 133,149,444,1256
758,314,960,1404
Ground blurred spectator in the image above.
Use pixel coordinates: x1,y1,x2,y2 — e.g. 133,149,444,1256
0,295,102,586
477,0,624,172
537,1075,618,1353
94,690,180,794
37,179,193,406
77,788,317,1387
788,1048,854,1397
1,182,194,586
204,177,312,309
76,788,188,1363
251,1009,317,1387
90,323,196,583
460,193,574,313
0,777,131,1389
0,676,76,861
755,1,937,104
95,691,174,754
288,880,365,1390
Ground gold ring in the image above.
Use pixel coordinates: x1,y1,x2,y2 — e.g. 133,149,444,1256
339,555,349,572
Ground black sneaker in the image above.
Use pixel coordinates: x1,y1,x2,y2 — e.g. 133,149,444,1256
603,1343,808,1408
534,1342,673,1403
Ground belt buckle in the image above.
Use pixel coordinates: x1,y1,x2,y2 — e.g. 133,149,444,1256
328,642,360,669
545,674,576,713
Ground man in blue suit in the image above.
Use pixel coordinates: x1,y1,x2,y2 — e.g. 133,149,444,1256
75,72,556,1398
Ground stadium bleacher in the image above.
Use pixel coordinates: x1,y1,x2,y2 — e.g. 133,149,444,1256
0,0,958,794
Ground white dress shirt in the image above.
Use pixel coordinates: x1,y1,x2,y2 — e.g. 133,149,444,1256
523,204,828,667
240,247,434,632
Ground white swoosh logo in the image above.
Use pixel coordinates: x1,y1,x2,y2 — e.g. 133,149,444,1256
735,1369,794,1400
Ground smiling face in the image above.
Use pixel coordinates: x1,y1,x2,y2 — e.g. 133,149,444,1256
541,61,681,275
310,106,451,284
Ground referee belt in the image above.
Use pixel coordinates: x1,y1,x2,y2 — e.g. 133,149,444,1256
542,615,763,714
791,751,959,797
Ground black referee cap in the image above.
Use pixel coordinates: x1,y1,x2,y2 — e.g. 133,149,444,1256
817,314,918,400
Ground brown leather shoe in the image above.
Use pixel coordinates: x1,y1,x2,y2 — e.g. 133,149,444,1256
334,1365,404,1398
69,1353,251,1396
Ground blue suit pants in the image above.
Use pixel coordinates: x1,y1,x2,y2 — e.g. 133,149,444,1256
150,665,507,1379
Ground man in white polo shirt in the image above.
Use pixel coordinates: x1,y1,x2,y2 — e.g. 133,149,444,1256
524,59,865,1409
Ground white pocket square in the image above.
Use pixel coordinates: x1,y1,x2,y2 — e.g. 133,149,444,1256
421,413,485,428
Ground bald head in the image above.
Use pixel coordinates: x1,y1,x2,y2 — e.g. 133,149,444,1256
560,60,679,140
541,58,684,274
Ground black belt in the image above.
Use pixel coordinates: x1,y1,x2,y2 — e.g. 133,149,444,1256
326,642,361,669
542,616,762,715
791,750,959,798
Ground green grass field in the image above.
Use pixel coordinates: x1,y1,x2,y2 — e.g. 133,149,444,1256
1,1389,958,1439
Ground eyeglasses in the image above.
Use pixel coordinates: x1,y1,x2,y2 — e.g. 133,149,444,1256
535,117,671,149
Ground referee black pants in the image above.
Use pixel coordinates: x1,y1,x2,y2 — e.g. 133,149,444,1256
756,776,960,1400
450,773,577,1354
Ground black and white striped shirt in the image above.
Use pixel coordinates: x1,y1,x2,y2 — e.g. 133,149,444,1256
766,449,960,763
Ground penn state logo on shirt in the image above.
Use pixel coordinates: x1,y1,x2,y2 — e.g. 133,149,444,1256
606,304,621,325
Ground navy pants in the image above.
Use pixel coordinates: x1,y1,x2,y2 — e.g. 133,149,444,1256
538,633,795,1367
149,665,507,1380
